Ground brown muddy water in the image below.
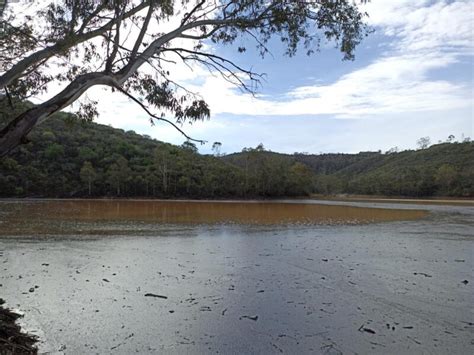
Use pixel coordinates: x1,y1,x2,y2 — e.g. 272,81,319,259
0,199,472,354
0,199,428,237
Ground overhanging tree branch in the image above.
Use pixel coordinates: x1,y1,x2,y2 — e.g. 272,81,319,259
0,0,370,157
115,85,206,144
0,0,150,89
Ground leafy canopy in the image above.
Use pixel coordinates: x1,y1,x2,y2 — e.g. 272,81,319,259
0,0,369,156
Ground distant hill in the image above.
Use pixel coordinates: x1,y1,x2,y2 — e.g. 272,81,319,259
224,142,474,197
0,101,312,198
1,99,473,198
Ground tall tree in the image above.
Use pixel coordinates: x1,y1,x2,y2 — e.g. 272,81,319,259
80,161,97,195
154,148,171,194
212,142,222,157
417,136,431,150
106,156,131,195
0,0,369,156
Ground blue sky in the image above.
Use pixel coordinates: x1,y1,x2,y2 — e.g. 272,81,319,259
87,0,473,155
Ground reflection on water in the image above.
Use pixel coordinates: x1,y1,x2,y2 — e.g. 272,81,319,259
0,200,427,237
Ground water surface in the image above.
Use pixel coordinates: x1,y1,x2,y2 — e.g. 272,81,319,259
0,199,472,354
0,199,427,237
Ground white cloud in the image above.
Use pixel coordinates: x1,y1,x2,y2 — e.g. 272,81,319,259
364,0,474,53
172,0,473,118
24,1,472,152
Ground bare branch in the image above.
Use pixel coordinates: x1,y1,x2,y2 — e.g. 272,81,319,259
105,4,126,72
130,3,154,60
164,47,262,93
115,85,206,145
180,0,206,26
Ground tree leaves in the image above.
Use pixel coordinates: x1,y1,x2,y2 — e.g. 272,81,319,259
0,0,370,156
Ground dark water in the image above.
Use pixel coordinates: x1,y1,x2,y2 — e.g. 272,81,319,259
0,200,472,354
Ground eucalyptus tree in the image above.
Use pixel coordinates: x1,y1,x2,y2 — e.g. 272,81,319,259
0,0,369,157
212,141,222,156
80,161,97,195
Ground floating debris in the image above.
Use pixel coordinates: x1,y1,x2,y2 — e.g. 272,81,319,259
413,272,432,278
144,293,168,299
358,324,376,334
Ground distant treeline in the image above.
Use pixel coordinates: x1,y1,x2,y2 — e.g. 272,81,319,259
0,101,312,198
225,143,474,197
1,100,473,198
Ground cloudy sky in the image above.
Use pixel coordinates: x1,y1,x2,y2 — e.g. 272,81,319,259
82,0,473,155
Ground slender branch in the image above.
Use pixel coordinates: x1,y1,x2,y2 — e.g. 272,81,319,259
164,47,262,93
130,3,154,60
69,1,80,34
105,4,125,72
244,29,274,58
78,1,109,34
178,25,221,40
180,0,206,26
166,47,260,77
115,85,206,144
4,87,13,108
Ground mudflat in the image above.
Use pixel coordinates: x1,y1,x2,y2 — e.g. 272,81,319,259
0,200,472,354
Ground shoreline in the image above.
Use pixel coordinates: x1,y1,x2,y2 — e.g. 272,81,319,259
310,194,474,206
1,195,473,206
0,299,38,354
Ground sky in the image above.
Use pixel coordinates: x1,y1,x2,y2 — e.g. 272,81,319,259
41,1,474,154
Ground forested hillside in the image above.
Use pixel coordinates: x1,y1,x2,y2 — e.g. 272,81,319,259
0,102,312,198
1,100,473,198
225,142,474,197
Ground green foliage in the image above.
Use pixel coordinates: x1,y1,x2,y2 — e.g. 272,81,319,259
181,141,198,154
44,143,64,160
1,0,370,157
1,100,472,199
0,101,312,198
225,143,474,198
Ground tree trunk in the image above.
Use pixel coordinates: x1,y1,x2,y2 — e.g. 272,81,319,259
0,17,234,157
0,73,118,157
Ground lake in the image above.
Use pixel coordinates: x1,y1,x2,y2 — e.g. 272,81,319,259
0,199,472,354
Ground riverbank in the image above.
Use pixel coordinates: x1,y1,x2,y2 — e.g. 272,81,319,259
311,194,474,206
2,194,473,206
0,299,37,354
